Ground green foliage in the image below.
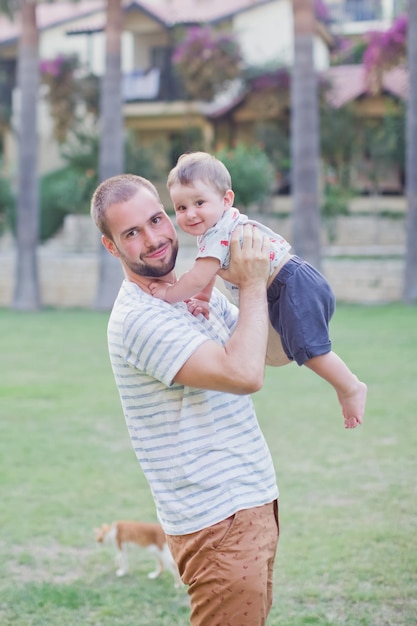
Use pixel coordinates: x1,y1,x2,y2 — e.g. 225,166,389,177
124,133,160,180
320,105,360,189
320,102,405,194
322,183,353,219
0,171,14,234
362,109,406,190
40,55,100,143
330,38,367,66
169,128,205,167
39,167,95,241
37,130,160,241
0,60,14,126
255,121,291,182
214,144,275,207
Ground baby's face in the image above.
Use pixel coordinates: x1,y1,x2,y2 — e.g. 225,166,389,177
170,180,232,237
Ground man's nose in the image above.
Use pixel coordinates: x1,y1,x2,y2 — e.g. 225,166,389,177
143,227,160,247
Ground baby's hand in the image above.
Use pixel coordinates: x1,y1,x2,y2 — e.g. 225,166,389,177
149,281,170,301
186,298,210,320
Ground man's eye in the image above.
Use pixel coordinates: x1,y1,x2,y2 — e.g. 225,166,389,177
126,229,137,238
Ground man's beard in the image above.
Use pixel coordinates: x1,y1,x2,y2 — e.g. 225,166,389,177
119,239,179,278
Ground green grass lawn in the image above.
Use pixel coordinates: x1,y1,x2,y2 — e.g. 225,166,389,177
0,304,416,626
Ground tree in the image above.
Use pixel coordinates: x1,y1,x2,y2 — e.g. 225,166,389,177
291,0,321,269
12,0,41,310
363,14,407,93
361,10,416,301
94,0,124,311
172,26,242,101
404,1,417,302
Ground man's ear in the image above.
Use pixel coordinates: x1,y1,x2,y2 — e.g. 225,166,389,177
224,189,235,207
101,235,120,258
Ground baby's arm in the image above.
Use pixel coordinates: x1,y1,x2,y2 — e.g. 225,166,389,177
150,257,220,303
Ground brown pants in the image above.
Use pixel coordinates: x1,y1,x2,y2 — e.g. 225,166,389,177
167,500,279,626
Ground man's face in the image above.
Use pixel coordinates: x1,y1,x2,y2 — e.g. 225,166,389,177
103,187,179,279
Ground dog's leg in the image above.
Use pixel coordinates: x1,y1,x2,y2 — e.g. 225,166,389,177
147,556,163,580
115,546,128,577
161,544,183,588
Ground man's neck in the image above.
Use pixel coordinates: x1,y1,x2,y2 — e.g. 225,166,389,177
125,270,177,295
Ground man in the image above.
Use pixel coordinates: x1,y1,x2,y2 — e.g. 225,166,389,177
90,173,282,626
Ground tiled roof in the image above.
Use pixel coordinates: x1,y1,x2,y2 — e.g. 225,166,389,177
324,64,408,107
0,1,105,45
205,64,408,118
0,0,273,44
130,0,273,26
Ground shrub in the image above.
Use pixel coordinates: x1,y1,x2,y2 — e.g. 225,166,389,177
0,173,15,235
38,130,160,241
214,144,275,208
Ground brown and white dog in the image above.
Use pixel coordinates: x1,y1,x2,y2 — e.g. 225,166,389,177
94,520,182,587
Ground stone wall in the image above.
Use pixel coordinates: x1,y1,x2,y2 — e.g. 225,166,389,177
0,211,406,308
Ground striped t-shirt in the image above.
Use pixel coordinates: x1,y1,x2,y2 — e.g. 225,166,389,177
107,279,278,535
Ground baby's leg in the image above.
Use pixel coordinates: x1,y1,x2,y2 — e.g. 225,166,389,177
305,352,367,428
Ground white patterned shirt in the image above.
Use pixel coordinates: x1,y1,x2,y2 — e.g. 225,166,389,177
107,279,278,535
196,207,291,303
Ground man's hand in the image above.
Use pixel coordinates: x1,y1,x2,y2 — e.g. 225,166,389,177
218,224,270,290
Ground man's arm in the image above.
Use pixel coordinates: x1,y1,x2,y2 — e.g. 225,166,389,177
173,225,270,395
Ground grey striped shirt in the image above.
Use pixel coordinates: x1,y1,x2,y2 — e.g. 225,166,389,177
108,279,278,535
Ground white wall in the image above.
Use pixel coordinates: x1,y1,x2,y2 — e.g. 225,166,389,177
39,17,106,75
234,0,330,71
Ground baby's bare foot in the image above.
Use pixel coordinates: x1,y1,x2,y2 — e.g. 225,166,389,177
337,378,367,429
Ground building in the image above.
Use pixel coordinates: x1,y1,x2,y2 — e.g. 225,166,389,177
0,0,331,179
0,0,408,192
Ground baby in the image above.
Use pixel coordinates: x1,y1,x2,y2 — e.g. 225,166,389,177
150,152,367,429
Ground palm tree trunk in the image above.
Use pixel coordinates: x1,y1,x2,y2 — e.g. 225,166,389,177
13,0,40,310
291,0,321,269
403,0,417,302
95,0,124,311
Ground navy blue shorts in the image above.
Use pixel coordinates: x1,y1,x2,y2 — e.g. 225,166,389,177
267,256,335,365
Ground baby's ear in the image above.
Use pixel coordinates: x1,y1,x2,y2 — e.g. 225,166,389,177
224,189,234,207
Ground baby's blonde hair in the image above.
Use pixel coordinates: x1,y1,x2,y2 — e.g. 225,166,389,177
167,152,232,196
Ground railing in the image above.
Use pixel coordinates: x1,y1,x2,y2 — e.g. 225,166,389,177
122,65,186,103
327,0,407,24
327,0,381,23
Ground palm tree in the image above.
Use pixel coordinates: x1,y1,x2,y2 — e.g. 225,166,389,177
403,0,417,302
12,0,41,310
291,0,321,269
94,0,124,311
